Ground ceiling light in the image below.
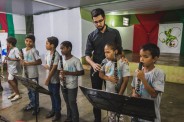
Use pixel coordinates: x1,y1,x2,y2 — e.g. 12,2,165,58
123,17,129,26
109,11,118,15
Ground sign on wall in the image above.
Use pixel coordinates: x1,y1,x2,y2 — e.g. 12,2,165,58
158,23,183,53
0,32,8,62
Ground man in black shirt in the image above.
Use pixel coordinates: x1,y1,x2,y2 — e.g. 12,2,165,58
85,8,123,122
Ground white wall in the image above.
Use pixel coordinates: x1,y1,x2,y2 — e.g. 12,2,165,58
81,19,96,56
115,26,134,51
67,8,82,57
34,8,81,61
34,13,52,61
13,14,26,34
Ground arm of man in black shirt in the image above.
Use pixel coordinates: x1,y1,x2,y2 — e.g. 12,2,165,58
85,56,101,72
85,34,102,72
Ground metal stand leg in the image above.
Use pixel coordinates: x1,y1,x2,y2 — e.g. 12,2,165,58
35,91,38,122
116,114,120,122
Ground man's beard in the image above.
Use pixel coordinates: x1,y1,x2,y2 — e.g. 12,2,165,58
97,25,105,31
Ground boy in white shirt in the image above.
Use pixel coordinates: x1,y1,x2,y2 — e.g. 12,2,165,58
131,43,165,122
20,34,42,115
44,36,61,122
59,41,84,122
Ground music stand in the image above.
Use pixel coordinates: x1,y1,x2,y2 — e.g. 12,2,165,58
14,75,51,122
79,86,156,121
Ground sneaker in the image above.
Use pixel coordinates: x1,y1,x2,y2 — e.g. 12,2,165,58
23,104,34,111
0,75,4,78
46,111,55,118
119,114,125,122
131,117,139,122
64,118,72,122
8,93,16,99
11,94,22,102
109,112,116,122
52,113,61,122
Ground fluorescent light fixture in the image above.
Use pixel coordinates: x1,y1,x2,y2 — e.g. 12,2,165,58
83,0,130,8
34,0,68,9
109,11,118,15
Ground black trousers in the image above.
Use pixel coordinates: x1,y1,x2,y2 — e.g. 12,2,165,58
90,68,105,122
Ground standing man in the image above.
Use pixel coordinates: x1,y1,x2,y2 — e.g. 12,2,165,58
85,8,123,122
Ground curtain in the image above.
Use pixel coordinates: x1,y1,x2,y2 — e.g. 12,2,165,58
133,12,165,52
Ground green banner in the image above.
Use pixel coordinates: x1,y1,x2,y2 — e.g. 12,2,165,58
6,14,15,37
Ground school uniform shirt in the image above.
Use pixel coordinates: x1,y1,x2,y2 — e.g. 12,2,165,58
101,59,130,93
131,68,165,122
22,48,41,78
45,50,60,84
7,47,20,74
58,56,83,89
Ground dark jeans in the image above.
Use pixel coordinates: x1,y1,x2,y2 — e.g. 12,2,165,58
90,68,105,122
48,83,61,113
61,86,79,122
28,78,39,108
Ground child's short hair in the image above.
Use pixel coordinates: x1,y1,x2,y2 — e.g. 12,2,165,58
7,37,17,46
61,41,72,51
105,42,121,55
141,43,160,58
47,36,59,48
25,33,35,43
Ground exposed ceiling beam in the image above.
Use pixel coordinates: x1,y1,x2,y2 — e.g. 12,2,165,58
33,0,68,9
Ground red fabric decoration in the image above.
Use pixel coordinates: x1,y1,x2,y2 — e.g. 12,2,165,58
133,12,165,52
0,13,8,32
133,24,147,52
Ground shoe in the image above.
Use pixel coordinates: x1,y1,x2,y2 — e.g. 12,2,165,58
52,113,61,122
131,117,139,122
32,108,40,115
46,111,55,118
0,86,3,92
23,104,34,111
119,114,124,122
8,93,16,99
11,95,22,102
64,118,72,122
94,119,101,122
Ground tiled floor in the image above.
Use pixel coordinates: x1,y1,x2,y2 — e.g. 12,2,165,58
0,66,184,122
